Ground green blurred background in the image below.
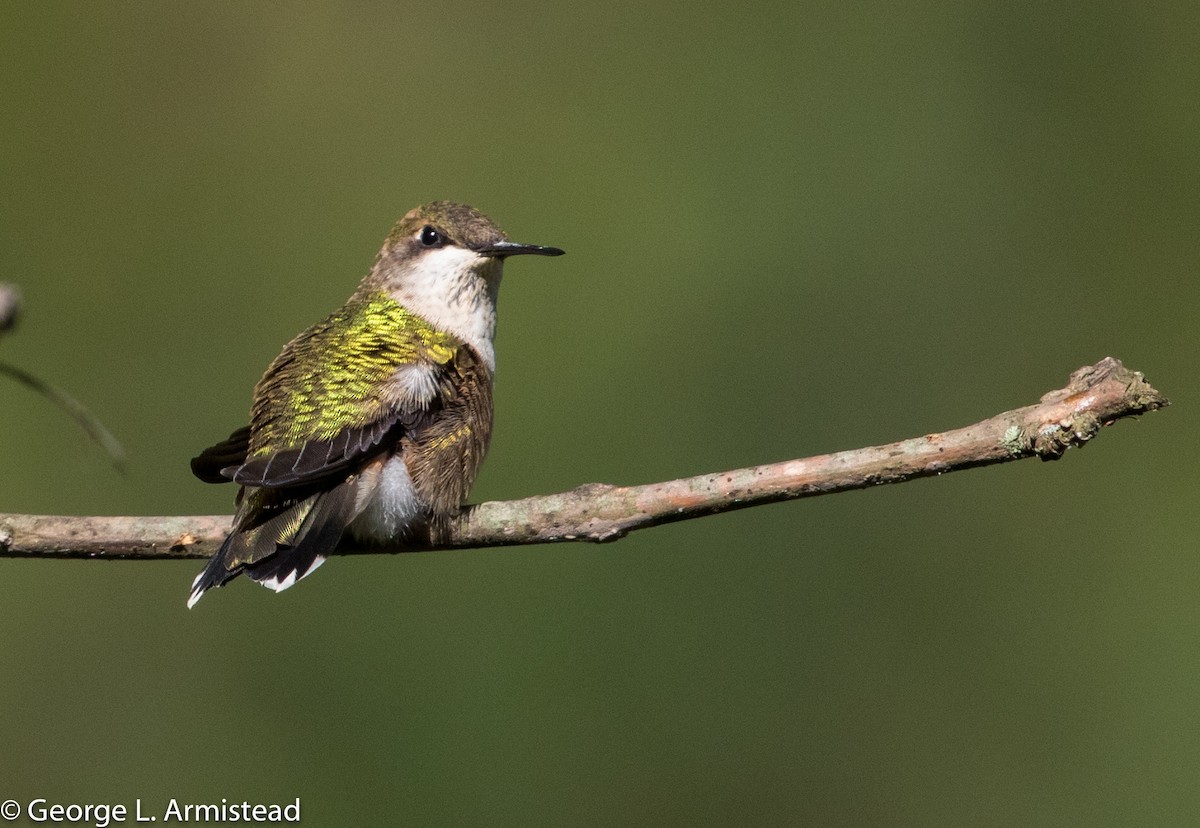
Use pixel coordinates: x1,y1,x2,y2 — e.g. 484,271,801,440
0,2,1194,825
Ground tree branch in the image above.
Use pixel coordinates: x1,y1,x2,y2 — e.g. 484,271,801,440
0,357,1168,561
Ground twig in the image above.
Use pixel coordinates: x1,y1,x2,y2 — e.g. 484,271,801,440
0,362,128,474
0,282,126,472
0,357,1168,561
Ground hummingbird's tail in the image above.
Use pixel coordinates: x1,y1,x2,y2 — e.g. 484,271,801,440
187,479,363,608
186,542,328,609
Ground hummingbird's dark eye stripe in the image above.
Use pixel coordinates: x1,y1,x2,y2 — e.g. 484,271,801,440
419,225,443,247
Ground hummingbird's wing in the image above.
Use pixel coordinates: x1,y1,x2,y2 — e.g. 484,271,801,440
189,410,412,488
190,425,251,483
226,413,410,489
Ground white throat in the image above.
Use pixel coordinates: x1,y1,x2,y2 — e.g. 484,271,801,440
386,246,501,372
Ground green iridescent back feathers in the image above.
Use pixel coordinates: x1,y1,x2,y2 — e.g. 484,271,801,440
250,291,457,456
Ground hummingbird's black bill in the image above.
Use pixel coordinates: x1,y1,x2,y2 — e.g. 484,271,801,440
479,241,565,257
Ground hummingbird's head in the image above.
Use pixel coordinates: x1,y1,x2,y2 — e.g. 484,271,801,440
375,201,563,290
368,201,564,370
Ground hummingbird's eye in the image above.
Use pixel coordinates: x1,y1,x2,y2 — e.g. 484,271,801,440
419,225,442,248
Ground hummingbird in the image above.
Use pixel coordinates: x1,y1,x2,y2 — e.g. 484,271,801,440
187,202,563,607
